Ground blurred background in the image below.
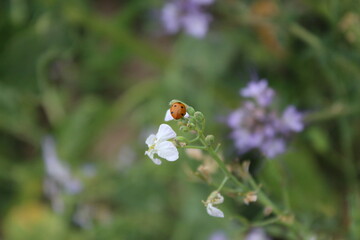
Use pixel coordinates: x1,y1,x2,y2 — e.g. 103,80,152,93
1,0,360,239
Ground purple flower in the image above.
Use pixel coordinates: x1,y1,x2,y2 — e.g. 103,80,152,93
245,228,271,240
209,231,228,240
240,80,275,106
281,106,304,132
260,138,286,158
227,78,304,159
161,0,214,38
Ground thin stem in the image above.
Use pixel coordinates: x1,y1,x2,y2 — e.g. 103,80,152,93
202,135,307,237
216,176,229,192
247,175,282,215
214,143,221,152
207,146,246,190
251,217,280,227
189,135,200,143
182,145,207,150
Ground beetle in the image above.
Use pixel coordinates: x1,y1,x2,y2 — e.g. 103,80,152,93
170,102,187,120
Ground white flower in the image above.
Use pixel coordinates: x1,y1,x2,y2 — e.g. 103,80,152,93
203,191,225,218
164,109,190,121
207,204,224,218
145,124,179,165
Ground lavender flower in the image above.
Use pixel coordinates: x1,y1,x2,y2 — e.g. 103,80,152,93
161,0,214,38
209,231,228,240
240,80,275,107
227,79,304,158
281,106,304,132
245,228,271,240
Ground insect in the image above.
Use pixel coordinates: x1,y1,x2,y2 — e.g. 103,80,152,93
170,102,187,120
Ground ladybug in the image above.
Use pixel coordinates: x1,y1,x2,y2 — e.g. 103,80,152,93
170,102,187,120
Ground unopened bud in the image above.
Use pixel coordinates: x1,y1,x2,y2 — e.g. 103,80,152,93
180,126,189,132
205,135,215,145
243,192,257,205
176,136,188,143
194,111,204,121
186,107,195,115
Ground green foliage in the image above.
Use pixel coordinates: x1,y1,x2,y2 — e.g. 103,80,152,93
1,0,360,239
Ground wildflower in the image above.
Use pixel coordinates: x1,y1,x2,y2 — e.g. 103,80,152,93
260,138,286,159
281,106,304,132
243,191,258,205
227,78,304,158
203,191,224,218
161,0,214,38
145,124,179,165
240,80,275,106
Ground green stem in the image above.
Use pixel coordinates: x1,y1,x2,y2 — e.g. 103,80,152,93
251,217,279,227
247,175,282,216
182,145,207,150
202,136,307,237
216,176,229,192
189,135,200,143
207,146,246,190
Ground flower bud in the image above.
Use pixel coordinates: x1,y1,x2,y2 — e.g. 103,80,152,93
180,126,189,132
243,191,257,205
194,111,204,122
205,135,215,146
169,99,183,106
176,136,189,143
186,107,195,115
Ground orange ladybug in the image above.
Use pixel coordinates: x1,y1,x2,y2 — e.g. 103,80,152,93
170,102,187,119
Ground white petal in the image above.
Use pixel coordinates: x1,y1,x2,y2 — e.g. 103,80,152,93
184,112,189,118
156,124,176,142
206,204,224,218
145,134,156,146
213,192,224,204
156,141,179,161
152,157,162,165
145,150,162,165
164,109,174,121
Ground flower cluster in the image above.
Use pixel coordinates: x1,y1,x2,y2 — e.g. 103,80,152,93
227,79,304,158
161,0,214,38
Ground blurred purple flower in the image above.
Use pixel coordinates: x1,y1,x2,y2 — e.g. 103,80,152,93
42,135,82,213
245,228,271,240
260,138,286,159
161,0,214,38
209,231,228,240
281,106,304,132
240,80,275,107
227,79,304,158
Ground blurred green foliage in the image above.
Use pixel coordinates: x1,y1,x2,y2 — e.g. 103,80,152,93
1,0,360,239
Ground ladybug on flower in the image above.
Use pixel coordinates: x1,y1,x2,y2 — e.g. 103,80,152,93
165,100,190,121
